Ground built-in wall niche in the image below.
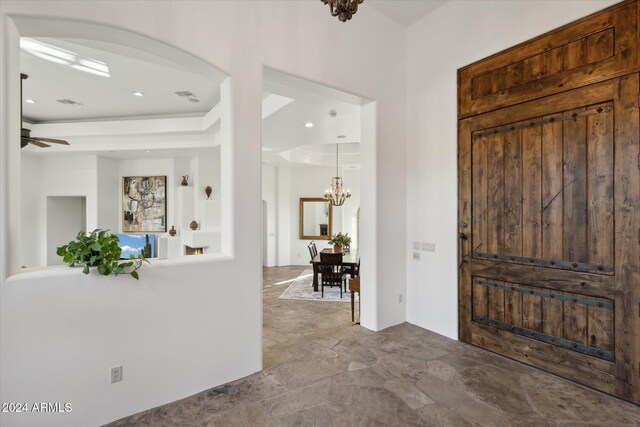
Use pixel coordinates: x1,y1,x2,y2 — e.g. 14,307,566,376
185,246,204,256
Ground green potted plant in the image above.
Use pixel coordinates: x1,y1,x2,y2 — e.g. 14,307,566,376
56,229,149,280
328,232,352,253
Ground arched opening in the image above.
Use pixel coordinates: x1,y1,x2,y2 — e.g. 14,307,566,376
3,17,233,275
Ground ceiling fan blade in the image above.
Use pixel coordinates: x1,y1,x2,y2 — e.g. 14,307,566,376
29,140,51,148
33,137,70,145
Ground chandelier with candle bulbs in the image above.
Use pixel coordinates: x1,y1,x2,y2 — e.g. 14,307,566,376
321,0,365,22
324,144,351,206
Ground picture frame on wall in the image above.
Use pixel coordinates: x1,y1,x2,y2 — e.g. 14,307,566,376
122,176,167,232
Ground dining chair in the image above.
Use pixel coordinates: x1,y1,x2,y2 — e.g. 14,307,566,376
308,241,318,262
319,252,345,298
342,258,360,291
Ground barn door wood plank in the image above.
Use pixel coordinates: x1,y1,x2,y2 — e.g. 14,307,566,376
541,117,564,261
564,301,589,346
503,129,523,257
489,285,505,322
504,288,523,327
563,109,588,264
522,124,542,259
586,104,614,267
522,293,543,332
487,134,505,255
563,39,587,70
542,296,564,338
472,135,488,254
587,304,614,353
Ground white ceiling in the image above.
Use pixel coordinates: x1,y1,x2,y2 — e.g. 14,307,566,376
262,81,361,168
21,37,225,123
19,38,364,168
366,0,447,26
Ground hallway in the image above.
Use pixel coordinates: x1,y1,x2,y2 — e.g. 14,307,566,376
108,267,640,426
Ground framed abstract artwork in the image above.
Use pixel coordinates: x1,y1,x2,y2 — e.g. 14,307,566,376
122,176,167,232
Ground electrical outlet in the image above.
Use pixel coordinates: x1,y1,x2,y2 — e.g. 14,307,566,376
111,366,122,383
412,241,420,250
412,251,420,261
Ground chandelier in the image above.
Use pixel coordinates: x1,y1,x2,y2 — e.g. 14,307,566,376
321,0,365,22
324,144,351,206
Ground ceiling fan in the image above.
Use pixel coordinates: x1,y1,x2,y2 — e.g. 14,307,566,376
20,73,70,149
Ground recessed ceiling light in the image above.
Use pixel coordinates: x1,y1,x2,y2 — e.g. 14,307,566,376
133,91,144,97
304,122,314,128
145,150,150,153
24,99,37,104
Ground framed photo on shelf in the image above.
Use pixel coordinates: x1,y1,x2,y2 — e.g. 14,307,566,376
122,176,167,232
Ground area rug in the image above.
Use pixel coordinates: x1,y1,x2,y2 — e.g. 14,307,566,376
279,269,358,303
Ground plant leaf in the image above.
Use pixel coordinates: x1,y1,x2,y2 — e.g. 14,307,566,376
131,271,139,280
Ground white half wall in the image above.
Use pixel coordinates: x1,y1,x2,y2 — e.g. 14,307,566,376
405,0,618,340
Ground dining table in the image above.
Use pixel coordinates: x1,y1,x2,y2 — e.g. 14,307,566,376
310,248,359,292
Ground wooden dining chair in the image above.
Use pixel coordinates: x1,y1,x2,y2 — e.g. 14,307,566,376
319,252,345,298
308,241,318,262
342,258,360,292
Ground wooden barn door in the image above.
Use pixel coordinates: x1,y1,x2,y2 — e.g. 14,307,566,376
458,76,640,403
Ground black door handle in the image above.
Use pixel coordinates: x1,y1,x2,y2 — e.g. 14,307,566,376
459,233,468,265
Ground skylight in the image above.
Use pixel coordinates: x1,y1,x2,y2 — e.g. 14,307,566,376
21,38,111,78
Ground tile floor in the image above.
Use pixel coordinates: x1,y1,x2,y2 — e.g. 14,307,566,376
107,266,640,426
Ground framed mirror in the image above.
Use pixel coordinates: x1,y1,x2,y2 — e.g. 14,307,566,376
299,198,332,240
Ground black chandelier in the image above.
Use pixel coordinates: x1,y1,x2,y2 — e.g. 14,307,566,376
321,0,365,22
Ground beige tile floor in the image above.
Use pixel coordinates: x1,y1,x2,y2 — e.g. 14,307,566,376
107,266,640,426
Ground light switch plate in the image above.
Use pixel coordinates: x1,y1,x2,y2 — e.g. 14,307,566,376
422,242,436,252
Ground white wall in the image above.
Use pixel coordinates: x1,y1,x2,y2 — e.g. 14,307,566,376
276,166,292,266
341,167,361,249
46,196,86,265
97,156,119,232
1,2,408,426
405,0,618,340
261,164,277,266
288,166,343,265
20,149,219,268
20,154,42,267
117,158,175,233
262,164,361,266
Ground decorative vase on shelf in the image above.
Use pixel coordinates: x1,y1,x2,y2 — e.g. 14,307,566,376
181,175,189,186
190,220,199,230
169,226,177,237
205,185,213,200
